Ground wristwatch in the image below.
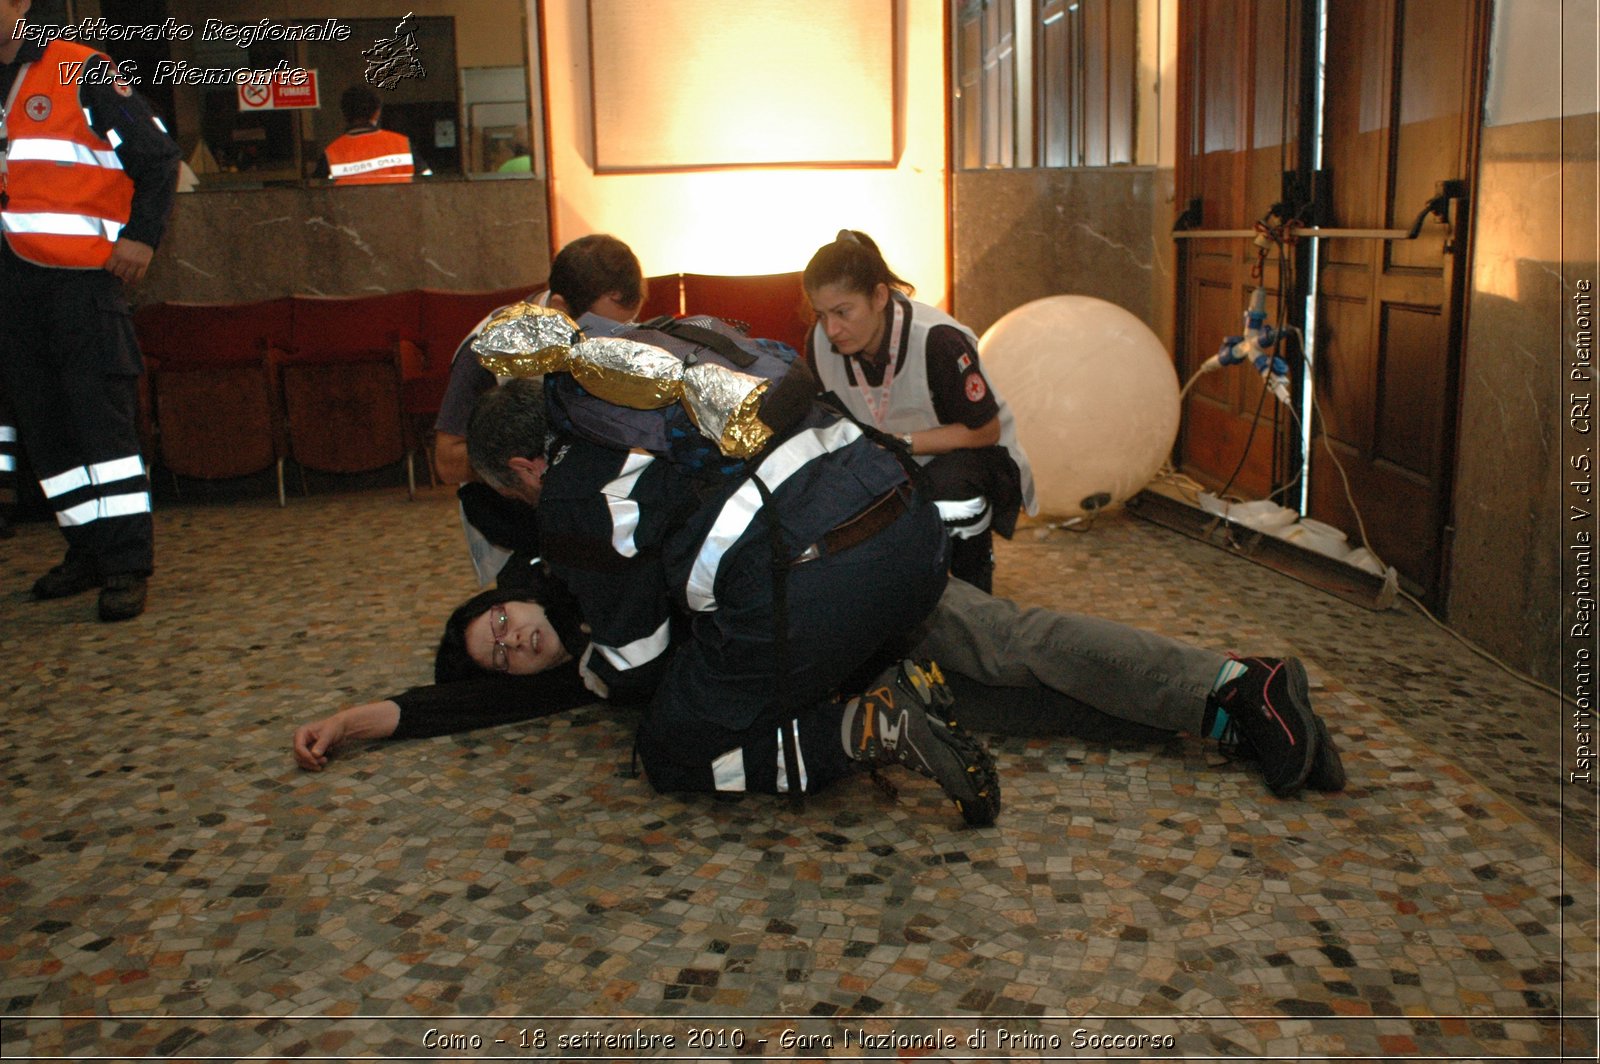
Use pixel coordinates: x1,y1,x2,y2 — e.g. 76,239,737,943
900,432,914,451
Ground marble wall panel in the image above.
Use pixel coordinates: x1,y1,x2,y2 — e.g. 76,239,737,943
951,168,1164,340
138,179,552,304
1447,115,1595,685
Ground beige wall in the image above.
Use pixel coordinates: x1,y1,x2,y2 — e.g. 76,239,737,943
539,0,949,294
1445,0,1598,684
166,1,529,69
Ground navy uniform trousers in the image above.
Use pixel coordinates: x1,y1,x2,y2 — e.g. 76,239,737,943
0,245,154,576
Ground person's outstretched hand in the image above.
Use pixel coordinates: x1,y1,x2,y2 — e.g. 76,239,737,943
293,714,347,771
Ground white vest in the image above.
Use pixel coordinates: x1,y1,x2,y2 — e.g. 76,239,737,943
811,294,1036,515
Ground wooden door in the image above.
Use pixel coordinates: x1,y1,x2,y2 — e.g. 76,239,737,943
1175,0,1485,603
1174,0,1306,501
1311,0,1485,602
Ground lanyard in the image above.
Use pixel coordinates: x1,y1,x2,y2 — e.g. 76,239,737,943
853,298,907,428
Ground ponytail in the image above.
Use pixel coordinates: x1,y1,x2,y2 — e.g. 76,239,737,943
803,229,914,299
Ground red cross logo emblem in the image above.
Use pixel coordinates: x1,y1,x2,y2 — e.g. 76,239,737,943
25,94,51,121
964,372,988,403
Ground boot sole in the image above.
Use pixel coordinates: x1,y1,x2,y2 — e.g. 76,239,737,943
872,661,1002,827
922,713,1001,828
32,578,101,601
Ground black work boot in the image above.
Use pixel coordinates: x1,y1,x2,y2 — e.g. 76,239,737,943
32,554,101,600
98,573,148,622
1209,656,1321,798
849,659,1001,827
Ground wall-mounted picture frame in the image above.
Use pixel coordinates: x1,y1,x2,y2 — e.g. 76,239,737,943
587,0,897,172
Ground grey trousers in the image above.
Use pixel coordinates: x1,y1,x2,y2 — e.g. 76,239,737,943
908,578,1226,742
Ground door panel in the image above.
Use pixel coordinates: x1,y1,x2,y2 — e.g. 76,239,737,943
1311,0,1484,598
1374,304,1447,479
1175,0,1302,501
1177,0,1485,601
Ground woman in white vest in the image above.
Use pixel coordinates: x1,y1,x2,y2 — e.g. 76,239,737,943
803,230,1036,592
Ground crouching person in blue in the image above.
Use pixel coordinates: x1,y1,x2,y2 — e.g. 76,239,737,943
463,367,1003,827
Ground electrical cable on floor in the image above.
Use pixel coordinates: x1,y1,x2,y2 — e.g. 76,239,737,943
1395,588,1574,706
1178,227,1564,707
1279,327,1575,708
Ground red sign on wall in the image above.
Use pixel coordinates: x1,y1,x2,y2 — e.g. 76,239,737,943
237,70,320,111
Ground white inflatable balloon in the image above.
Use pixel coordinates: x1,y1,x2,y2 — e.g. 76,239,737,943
979,296,1179,519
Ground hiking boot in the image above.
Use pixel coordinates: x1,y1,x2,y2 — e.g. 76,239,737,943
1210,656,1318,798
850,659,1001,827
98,573,148,622
32,555,101,600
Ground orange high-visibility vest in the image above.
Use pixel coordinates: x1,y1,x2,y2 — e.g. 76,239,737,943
1,40,135,268
324,129,414,185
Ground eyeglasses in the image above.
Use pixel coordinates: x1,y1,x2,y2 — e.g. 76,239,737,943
489,605,511,672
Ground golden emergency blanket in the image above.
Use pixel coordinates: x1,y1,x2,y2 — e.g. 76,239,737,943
471,301,775,458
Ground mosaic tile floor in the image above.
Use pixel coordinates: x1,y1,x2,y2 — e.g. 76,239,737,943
2,486,1595,1061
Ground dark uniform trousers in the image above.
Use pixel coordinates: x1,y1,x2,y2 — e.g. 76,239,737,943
0,244,154,576
636,493,950,796
0,378,17,518
917,445,1023,595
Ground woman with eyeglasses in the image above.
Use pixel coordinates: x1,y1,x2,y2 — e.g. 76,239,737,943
290,580,591,772
291,571,1344,802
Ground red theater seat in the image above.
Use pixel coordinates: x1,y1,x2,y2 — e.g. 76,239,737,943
280,293,422,495
638,273,682,321
136,298,293,504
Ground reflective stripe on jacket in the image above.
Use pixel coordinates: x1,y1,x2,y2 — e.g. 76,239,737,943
1,40,134,268
325,128,414,185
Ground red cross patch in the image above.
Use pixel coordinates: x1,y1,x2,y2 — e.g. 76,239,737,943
24,94,51,121
113,79,134,98
964,372,988,403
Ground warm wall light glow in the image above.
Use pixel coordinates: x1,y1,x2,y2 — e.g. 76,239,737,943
542,0,949,303
588,0,894,170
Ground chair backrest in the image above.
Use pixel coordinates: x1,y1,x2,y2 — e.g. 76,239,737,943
279,360,407,474
287,291,423,358
418,285,541,374
134,298,292,366
638,273,682,321
154,363,282,480
681,271,809,353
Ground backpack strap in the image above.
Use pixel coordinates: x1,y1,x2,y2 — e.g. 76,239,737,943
650,318,757,368
752,473,805,807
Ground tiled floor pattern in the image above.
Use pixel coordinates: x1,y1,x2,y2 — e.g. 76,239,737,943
1,487,1594,1061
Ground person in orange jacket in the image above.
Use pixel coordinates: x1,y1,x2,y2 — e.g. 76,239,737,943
315,85,430,185
0,0,179,621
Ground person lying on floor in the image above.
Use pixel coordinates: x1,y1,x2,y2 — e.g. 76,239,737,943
290,559,1345,799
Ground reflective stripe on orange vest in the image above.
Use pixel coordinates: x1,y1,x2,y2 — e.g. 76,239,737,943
325,129,414,185
0,40,134,268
